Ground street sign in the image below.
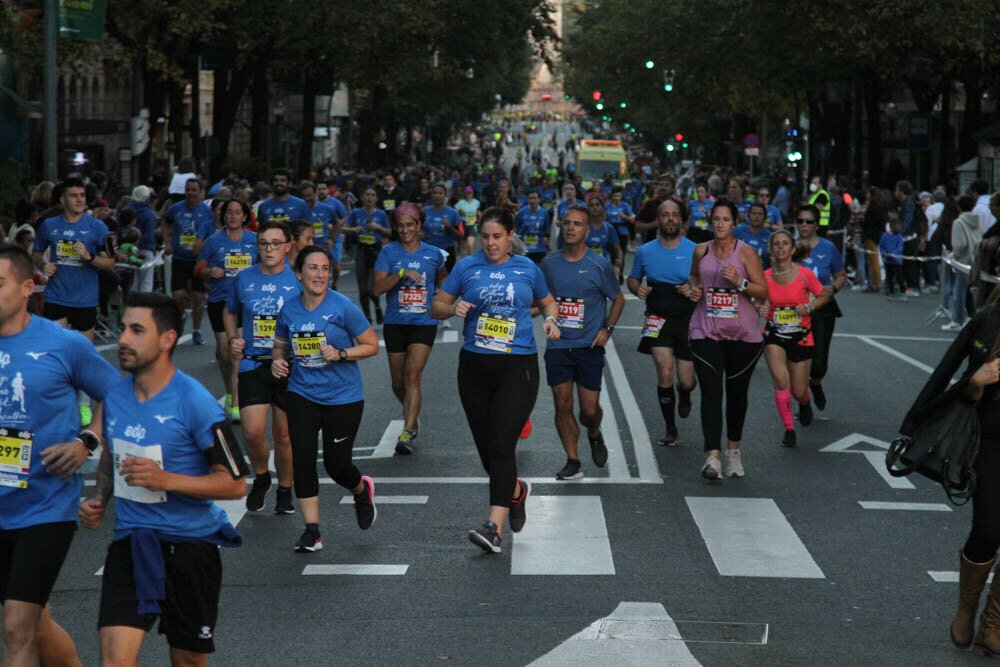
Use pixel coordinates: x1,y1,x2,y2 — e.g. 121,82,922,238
744,147,759,157
743,133,760,149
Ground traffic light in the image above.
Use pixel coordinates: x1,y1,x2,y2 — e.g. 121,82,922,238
663,69,675,93
645,60,655,69
564,94,570,100
592,90,601,101
619,102,627,109
595,102,604,111
665,143,675,152
674,133,684,142
682,142,689,148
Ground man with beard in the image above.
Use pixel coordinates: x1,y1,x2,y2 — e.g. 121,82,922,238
627,198,698,446
256,169,309,225
635,175,676,242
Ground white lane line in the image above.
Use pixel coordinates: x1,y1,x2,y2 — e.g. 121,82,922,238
930,571,994,584
528,601,702,666
368,419,404,459
598,385,631,482
856,335,935,374
442,330,459,343
861,451,916,489
97,333,192,352
686,497,824,579
339,495,428,504
302,564,408,576
215,498,250,527
604,339,661,483
512,496,615,575
859,501,951,511
317,476,653,485
835,333,952,342
95,566,104,576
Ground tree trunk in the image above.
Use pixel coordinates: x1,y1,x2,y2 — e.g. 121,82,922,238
862,67,883,186
298,74,317,179
249,62,270,159
210,64,249,177
959,61,984,161
938,79,952,185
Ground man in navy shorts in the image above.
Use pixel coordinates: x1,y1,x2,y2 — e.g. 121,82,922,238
540,204,624,480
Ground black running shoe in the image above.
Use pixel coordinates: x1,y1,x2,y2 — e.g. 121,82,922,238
468,521,502,554
294,529,323,553
354,476,377,530
589,432,608,468
246,477,270,512
812,383,826,411
508,479,530,533
274,487,295,515
798,402,813,427
556,459,583,480
678,391,692,419
659,426,679,447
394,428,415,456
782,429,797,447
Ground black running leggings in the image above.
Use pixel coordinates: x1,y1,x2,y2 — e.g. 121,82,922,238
965,438,1000,563
690,338,763,451
809,304,836,383
286,393,363,499
355,246,381,321
457,350,539,507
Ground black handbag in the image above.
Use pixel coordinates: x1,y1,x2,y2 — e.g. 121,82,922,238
885,397,981,505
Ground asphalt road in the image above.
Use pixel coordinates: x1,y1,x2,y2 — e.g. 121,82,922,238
33,245,990,667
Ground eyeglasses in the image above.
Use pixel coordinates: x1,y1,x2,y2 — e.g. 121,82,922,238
758,192,770,197
796,218,817,225
258,240,287,249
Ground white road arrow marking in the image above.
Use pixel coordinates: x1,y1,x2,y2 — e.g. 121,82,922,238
820,433,915,489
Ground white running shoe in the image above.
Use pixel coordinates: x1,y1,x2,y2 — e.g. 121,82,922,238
940,321,962,333
701,455,721,480
726,449,744,478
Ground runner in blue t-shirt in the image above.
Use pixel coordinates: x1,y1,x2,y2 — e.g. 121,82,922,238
627,197,699,446
342,187,392,323
272,246,379,553
583,196,623,278
431,206,560,554
79,291,246,664
606,187,636,281
315,184,349,288
421,184,462,272
0,245,120,666
162,178,213,346
514,191,551,263
196,198,258,423
224,221,300,515
689,183,714,239
754,187,784,230
735,203,773,269
794,204,848,415
540,204,624,481
373,204,448,454
256,170,309,225
32,177,115,338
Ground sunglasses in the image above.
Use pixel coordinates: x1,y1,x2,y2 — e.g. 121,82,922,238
796,218,817,225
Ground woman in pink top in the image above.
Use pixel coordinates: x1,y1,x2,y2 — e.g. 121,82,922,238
756,230,830,448
687,198,768,480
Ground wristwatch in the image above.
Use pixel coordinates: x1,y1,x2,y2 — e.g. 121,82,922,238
605,325,615,335
76,429,100,453
339,348,349,362
738,278,750,292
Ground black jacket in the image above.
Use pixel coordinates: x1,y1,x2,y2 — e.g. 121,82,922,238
900,305,1000,436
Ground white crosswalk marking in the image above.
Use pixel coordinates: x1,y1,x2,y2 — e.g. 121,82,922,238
859,501,951,511
686,497,824,579
339,495,428,504
512,496,615,575
302,564,408,575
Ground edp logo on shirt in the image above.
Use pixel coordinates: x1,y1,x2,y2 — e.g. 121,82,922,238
124,424,146,442
0,352,9,368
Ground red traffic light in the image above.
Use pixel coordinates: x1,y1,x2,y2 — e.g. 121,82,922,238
592,91,602,101
541,93,552,101
674,133,684,142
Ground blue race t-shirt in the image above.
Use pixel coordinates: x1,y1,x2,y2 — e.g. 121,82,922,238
766,205,783,228
34,213,110,308
421,205,461,250
323,197,349,251
103,370,232,539
125,201,158,251
226,264,301,372
541,249,620,349
0,317,120,529
440,252,550,355
198,229,258,303
734,223,772,268
585,222,620,257
515,206,551,254
605,202,635,237
275,290,372,405
347,208,389,247
374,241,446,326
797,237,844,285
629,237,697,284
257,196,310,225
305,201,336,245
165,201,215,261
689,200,713,232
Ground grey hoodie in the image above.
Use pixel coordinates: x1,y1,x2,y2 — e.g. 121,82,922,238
952,211,983,265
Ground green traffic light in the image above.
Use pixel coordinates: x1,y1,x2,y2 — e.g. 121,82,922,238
645,60,654,69
596,103,604,110
664,84,673,92
619,102,626,109
682,142,688,148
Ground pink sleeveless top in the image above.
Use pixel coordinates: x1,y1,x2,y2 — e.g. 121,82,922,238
689,240,762,342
